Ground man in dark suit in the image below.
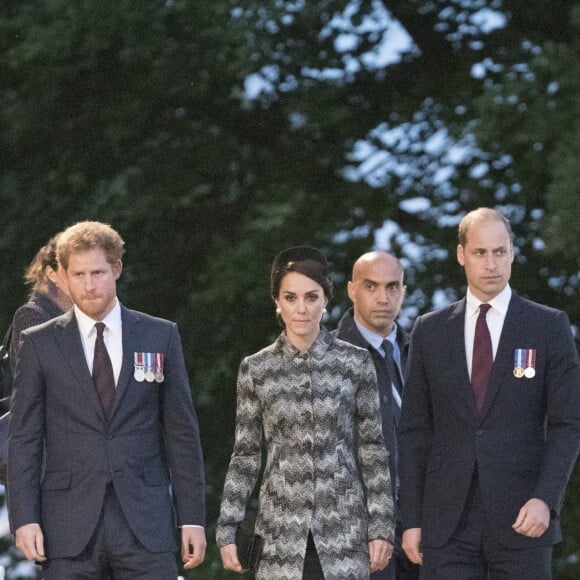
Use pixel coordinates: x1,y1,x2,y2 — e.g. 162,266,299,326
336,251,419,580
8,221,206,579
400,208,580,579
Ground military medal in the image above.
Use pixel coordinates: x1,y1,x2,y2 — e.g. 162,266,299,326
154,352,165,383
134,352,145,382
513,349,525,378
144,352,155,383
524,349,536,379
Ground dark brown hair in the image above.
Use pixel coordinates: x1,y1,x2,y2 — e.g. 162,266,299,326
270,258,333,301
24,234,61,291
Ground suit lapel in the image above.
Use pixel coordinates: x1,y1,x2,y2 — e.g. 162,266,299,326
446,300,480,417
479,293,525,419
109,307,141,417
54,312,106,420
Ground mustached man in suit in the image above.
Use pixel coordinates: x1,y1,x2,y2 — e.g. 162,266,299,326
8,221,206,579
399,208,580,579
335,251,419,580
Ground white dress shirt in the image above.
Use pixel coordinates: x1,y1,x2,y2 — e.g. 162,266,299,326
75,300,123,385
464,284,512,380
354,319,403,409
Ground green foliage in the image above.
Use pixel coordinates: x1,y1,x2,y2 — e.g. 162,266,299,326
1,0,579,577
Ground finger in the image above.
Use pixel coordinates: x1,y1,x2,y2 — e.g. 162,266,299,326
221,548,243,572
35,532,46,560
183,553,203,569
512,506,526,529
181,544,192,562
25,542,41,562
407,547,422,565
224,557,244,572
193,540,207,562
379,554,392,571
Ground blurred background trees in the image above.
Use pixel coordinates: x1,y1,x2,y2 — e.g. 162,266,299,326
1,1,578,577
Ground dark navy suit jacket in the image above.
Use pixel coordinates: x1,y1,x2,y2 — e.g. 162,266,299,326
8,306,205,559
399,292,580,549
335,309,409,580
335,309,408,507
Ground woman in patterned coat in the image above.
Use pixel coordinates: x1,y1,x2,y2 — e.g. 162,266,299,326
217,247,395,580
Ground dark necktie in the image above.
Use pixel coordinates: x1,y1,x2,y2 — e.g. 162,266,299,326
93,322,115,415
382,339,403,399
472,304,493,412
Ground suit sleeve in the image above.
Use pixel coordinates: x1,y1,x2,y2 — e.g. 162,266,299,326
8,331,46,531
161,323,206,526
215,357,263,547
533,310,580,515
398,315,434,531
356,350,395,543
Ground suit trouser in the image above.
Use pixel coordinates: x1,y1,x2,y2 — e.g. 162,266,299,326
41,483,178,580
420,472,552,580
302,530,324,580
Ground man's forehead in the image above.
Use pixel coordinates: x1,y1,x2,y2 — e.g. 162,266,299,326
360,269,404,284
355,255,402,278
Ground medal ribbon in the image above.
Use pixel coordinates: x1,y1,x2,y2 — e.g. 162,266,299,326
145,352,154,375
526,349,536,370
155,353,164,373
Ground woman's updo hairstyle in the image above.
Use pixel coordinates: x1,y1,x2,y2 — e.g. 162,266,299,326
270,246,333,301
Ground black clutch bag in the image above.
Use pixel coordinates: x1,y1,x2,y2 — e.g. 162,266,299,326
236,528,263,571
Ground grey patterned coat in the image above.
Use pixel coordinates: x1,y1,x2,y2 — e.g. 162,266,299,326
216,328,394,580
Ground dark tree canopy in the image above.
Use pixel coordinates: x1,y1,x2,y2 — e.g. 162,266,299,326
1,1,578,577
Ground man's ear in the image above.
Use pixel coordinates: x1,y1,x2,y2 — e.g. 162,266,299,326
113,260,123,280
457,244,465,267
347,280,356,302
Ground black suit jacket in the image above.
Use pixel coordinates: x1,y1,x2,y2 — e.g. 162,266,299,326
8,306,205,559
399,292,580,549
335,309,409,512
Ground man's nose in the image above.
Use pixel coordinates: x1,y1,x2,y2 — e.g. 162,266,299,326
484,255,497,269
377,287,390,302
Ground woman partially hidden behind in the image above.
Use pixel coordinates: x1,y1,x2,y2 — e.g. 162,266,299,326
216,247,394,580
10,233,73,370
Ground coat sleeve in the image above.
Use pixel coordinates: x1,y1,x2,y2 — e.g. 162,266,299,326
10,303,49,373
356,350,395,543
216,357,263,547
398,315,434,531
8,331,46,531
532,310,580,514
161,323,206,526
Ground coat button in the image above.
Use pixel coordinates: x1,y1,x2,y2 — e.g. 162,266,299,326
476,429,483,436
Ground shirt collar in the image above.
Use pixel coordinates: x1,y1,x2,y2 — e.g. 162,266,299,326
275,326,333,360
466,284,512,318
74,299,122,338
353,317,398,353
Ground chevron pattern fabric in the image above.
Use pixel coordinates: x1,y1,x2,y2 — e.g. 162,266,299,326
217,328,394,580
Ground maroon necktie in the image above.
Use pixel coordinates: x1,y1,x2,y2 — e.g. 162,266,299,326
93,322,115,415
471,304,493,412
